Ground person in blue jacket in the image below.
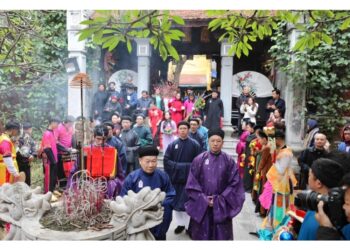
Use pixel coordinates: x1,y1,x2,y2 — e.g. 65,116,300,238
120,145,175,240
297,158,344,240
338,124,350,153
315,172,350,240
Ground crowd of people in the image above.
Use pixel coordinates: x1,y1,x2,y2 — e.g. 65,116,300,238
1,83,350,241
235,87,350,241
90,82,223,152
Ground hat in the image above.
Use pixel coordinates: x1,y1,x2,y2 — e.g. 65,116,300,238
5,121,20,131
136,114,145,119
138,146,159,158
103,121,114,128
307,119,318,130
326,150,350,174
274,129,285,139
311,158,344,188
49,117,60,124
208,128,225,139
341,124,350,140
64,115,75,123
124,83,136,89
22,122,32,130
177,121,190,129
263,126,275,137
112,112,120,117
121,116,132,122
93,125,108,137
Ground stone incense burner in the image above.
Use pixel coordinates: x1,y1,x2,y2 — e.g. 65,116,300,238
0,181,165,241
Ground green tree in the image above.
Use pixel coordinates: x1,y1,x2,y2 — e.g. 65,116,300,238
206,10,350,58
78,10,186,61
206,10,350,139
269,17,350,139
79,10,350,60
0,11,67,139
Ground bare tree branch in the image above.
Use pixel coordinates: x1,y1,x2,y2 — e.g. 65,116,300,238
2,32,22,63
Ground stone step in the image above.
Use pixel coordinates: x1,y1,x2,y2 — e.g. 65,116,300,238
224,137,239,142
223,146,238,151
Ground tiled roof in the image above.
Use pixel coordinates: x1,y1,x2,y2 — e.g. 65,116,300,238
92,10,275,21
169,10,273,20
169,10,211,20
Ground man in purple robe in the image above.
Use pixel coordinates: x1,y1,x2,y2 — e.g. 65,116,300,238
185,128,245,240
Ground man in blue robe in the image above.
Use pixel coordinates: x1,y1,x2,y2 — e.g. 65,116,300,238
185,129,245,240
163,120,202,235
120,146,175,240
189,118,206,152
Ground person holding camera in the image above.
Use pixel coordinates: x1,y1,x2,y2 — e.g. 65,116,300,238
314,173,350,240
297,158,344,240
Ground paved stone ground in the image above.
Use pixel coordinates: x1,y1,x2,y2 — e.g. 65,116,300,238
166,192,264,240
0,227,4,240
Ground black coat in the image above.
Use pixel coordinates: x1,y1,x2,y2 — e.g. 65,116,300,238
203,98,224,131
266,98,286,118
152,96,165,111
92,91,109,118
297,147,327,190
316,226,342,240
120,129,140,164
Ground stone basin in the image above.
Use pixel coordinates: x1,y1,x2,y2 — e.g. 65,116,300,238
21,215,126,240
0,182,165,241
20,200,126,240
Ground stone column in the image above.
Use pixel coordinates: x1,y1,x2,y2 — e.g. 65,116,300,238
66,10,90,118
284,23,306,153
136,38,151,97
220,42,234,137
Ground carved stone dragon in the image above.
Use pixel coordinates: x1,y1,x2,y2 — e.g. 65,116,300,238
0,182,52,240
109,187,166,240
0,183,165,241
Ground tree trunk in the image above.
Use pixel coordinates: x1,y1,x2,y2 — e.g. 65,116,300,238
173,55,187,87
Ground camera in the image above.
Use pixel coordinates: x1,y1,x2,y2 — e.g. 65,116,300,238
294,186,347,230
